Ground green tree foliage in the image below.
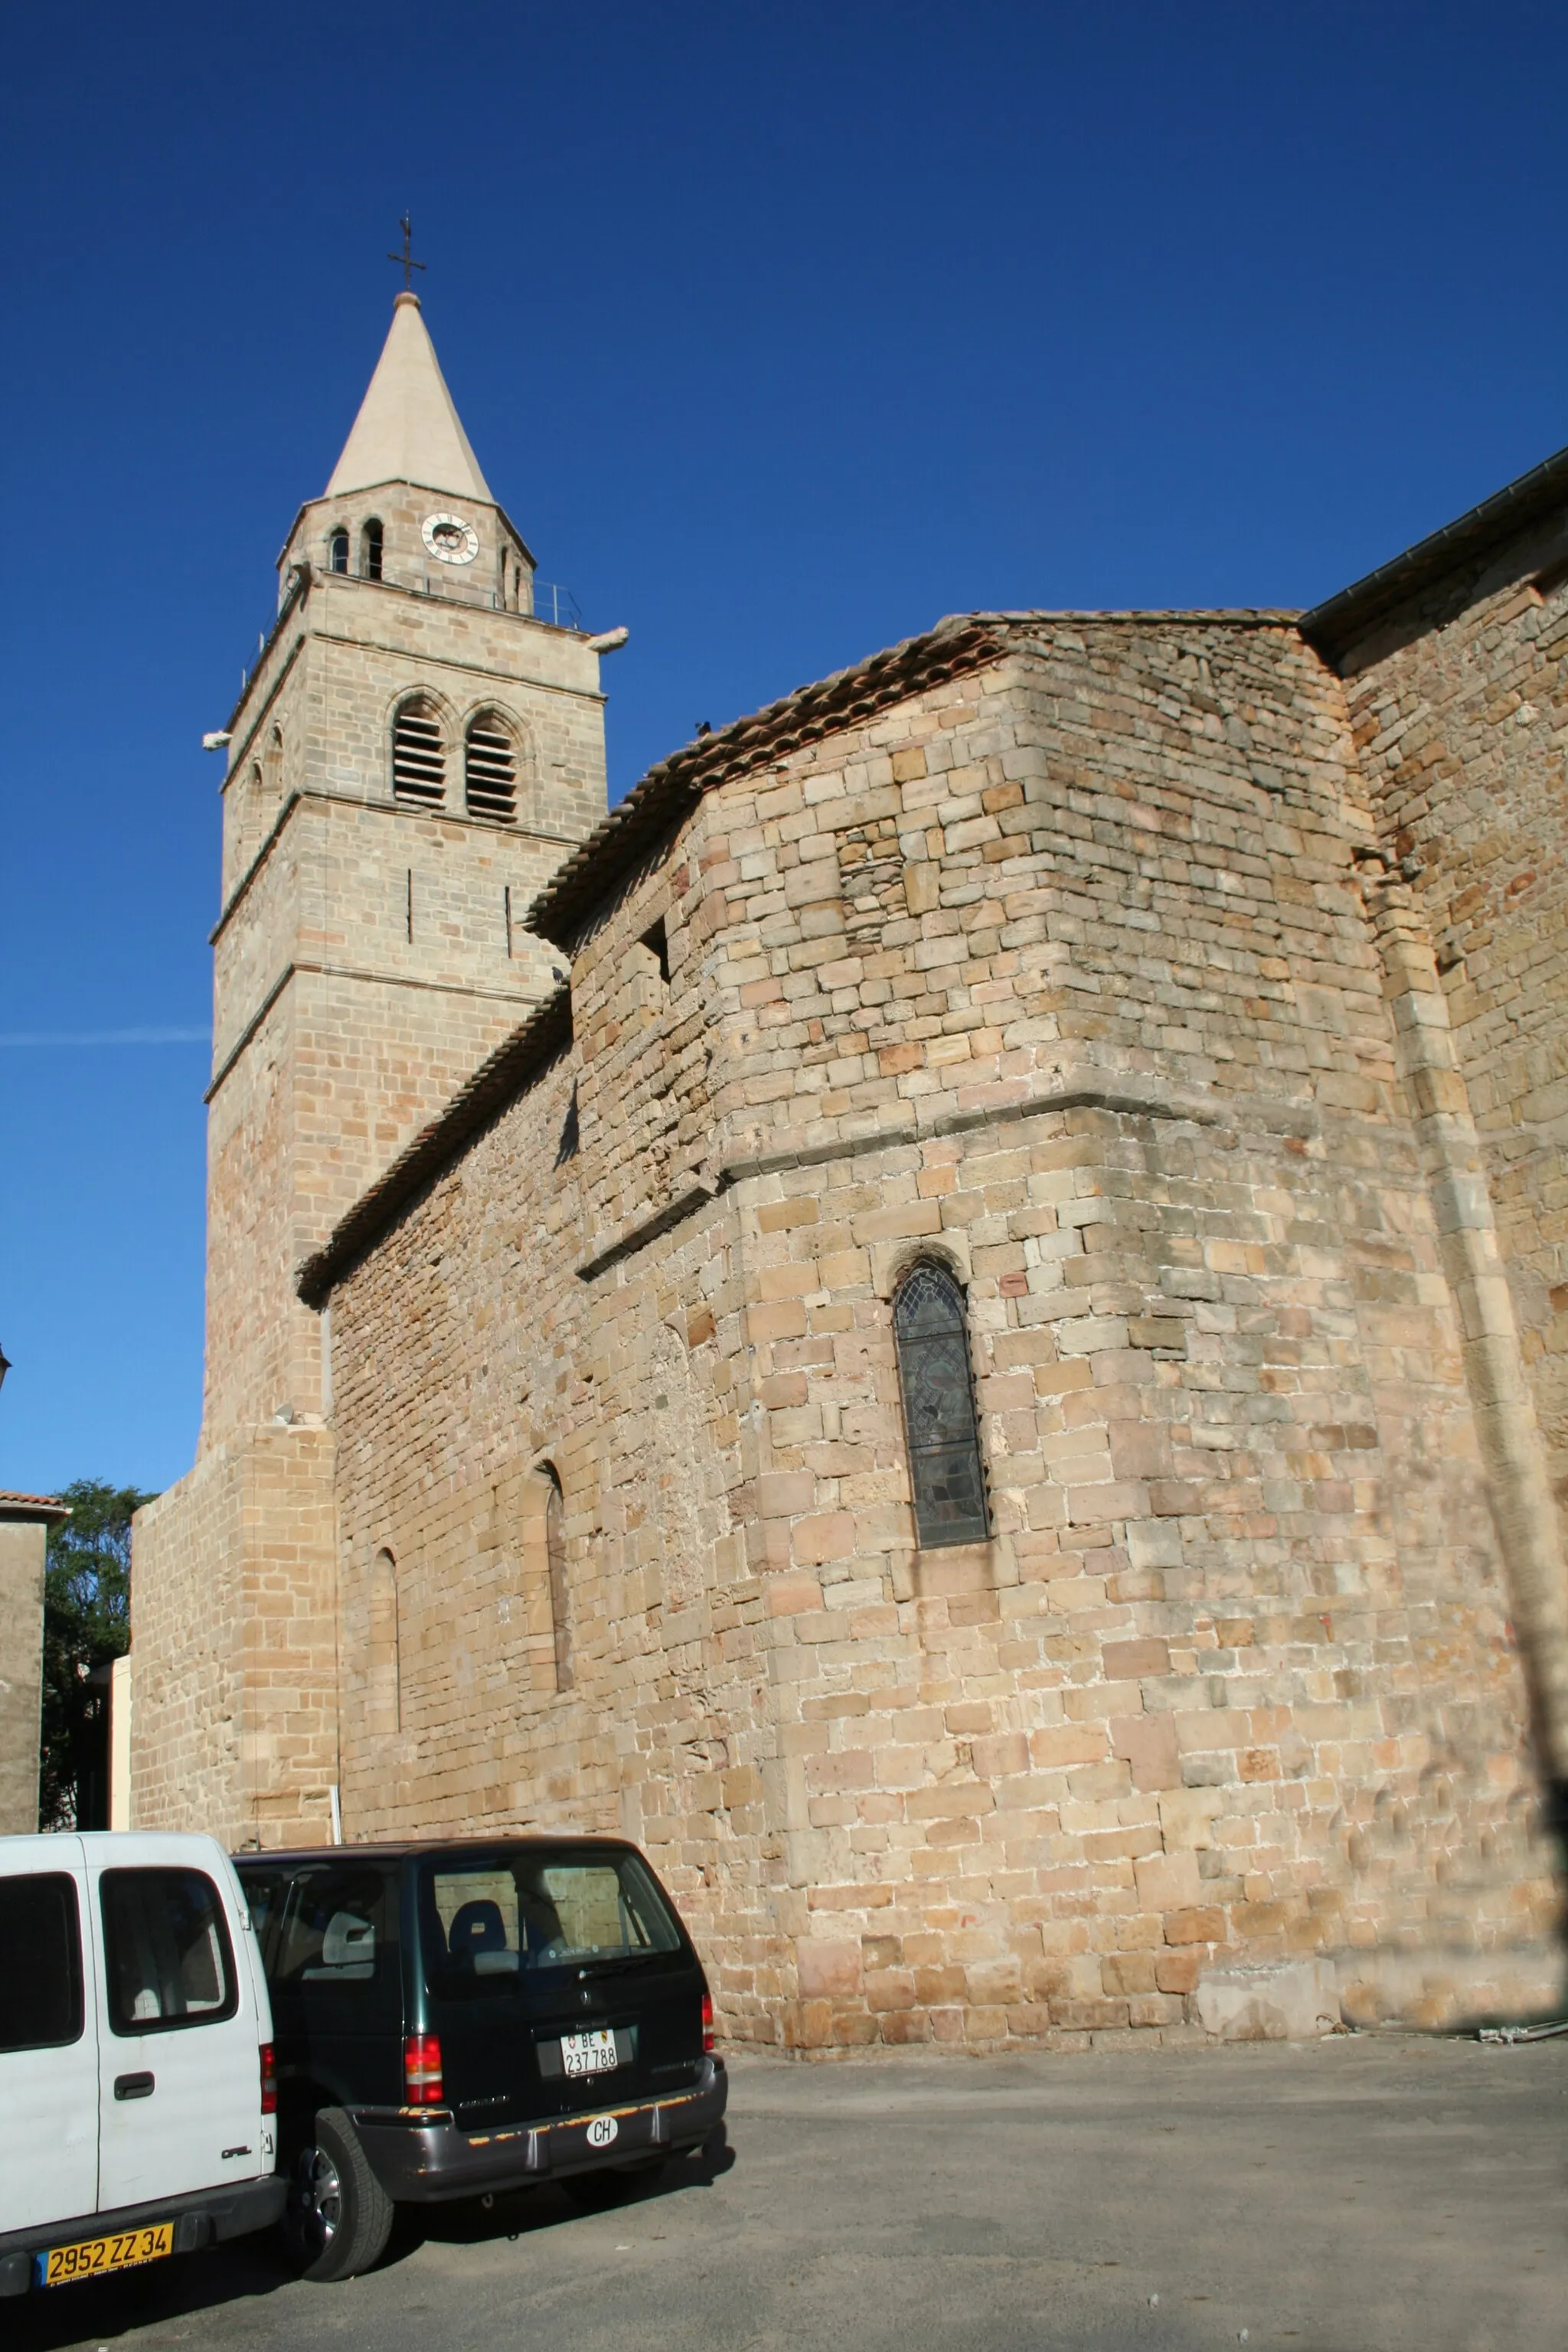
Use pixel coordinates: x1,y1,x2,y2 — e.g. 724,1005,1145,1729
41,1478,156,1830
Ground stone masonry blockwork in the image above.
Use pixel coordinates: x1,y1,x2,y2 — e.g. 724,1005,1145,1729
312,618,1566,2047
130,305,1568,2041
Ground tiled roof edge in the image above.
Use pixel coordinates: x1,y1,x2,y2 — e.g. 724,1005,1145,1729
525,609,1303,947
523,615,1011,946
296,988,573,1308
0,1491,71,1523
1300,440,1568,668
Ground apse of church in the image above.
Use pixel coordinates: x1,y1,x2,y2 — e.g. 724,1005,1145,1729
132,285,1568,2049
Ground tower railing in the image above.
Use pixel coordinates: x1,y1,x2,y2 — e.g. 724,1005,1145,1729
243,568,586,694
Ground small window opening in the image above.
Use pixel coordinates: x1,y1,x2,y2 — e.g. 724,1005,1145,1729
641,917,670,983
392,699,446,808
554,1083,580,1167
329,528,349,574
544,1468,573,1692
465,714,518,823
893,1261,990,1550
362,518,384,581
368,1548,400,1736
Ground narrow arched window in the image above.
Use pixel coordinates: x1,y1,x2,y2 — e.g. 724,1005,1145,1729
465,712,518,823
392,697,446,807
263,724,283,798
329,527,349,573
362,518,384,581
544,1467,573,1691
893,1262,989,1549
368,1548,400,1735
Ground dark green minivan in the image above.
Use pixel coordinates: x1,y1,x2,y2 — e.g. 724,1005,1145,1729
234,1838,726,2282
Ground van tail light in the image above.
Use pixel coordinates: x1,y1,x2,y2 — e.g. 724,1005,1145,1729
701,1991,715,2054
260,2043,277,2116
403,2032,444,2107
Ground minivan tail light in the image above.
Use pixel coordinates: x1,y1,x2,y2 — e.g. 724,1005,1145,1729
701,1991,715,2054
403,2032,443,2106
260,2043,276,2116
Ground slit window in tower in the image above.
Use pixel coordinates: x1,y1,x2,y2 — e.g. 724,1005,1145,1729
465,717,518,823
544,1467,573,1692
392,701,446,808
893,1261,990,1550
329,528,349,574
362,518,384,581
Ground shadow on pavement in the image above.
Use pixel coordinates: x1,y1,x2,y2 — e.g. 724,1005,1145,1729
5,2230,292,2350
5,2130,737,2349
405,2125,737,2252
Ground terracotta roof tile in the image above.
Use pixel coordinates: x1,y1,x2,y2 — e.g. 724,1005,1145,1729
0,1491,71,1521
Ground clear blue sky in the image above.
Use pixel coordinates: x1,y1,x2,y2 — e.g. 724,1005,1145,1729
2,2,1565,1498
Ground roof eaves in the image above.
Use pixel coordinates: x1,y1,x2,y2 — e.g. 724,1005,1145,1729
296,987,573,1308
525,612,1016,946
525,608,1305,948
1301,439,1568,668
0,1491,71,1524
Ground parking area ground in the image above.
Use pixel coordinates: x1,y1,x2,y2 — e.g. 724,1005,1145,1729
11,2036,1566,2352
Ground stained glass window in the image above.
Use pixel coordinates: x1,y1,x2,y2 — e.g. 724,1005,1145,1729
893,1263,990,1549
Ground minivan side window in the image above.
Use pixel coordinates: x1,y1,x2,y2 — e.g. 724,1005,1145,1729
100,1869,237,2036
238,1869,287,1951
265,1866,401,2024
0,1873,84,2052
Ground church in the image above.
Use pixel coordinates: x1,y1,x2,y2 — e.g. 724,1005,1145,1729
130,289,1568,2049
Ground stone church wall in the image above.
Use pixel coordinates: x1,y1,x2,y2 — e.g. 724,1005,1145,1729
1338,527,1568,1495
320,617,1560,2047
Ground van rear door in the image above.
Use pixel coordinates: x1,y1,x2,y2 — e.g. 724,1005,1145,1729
416,1845,705,2128
0,1835,97,2232
87,1834,264,2210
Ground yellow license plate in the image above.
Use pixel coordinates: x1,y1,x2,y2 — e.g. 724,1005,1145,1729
40,2221,175,2286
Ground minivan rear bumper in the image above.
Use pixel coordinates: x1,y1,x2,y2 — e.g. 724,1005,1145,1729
351,2056,727,2204
0,2175,286,2298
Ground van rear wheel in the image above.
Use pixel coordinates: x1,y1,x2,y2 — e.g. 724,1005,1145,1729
283,2107,395,2282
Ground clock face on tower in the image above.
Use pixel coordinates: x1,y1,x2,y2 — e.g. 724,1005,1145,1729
421,512,480,566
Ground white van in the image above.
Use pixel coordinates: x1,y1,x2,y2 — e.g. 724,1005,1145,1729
0,1831,285,2300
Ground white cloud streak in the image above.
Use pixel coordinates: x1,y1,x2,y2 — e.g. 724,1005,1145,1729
0,1028,211,1047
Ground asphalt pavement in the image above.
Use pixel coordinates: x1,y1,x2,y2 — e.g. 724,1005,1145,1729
11,2036,1566,2352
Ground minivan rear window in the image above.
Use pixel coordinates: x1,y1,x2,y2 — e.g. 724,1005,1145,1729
100,1868,237,2036
420,1850,681,1997
0,1873,84,2052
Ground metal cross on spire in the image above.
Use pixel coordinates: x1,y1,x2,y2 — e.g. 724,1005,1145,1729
387,213,426,292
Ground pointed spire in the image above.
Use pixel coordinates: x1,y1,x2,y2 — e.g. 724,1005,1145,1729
325,292,492,502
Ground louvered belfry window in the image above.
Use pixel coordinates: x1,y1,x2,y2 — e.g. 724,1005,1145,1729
465,716,518,822
392,701,446,808
893,1263,989,1549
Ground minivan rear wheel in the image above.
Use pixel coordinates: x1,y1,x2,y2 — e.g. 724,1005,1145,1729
283,2107,395,2282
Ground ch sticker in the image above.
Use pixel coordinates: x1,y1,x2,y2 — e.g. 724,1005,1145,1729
586,2115,619,2149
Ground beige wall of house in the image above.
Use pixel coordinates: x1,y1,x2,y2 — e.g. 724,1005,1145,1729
0,1495,68,1834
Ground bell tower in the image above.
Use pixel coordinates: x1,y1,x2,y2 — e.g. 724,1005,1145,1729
131,290,612,1845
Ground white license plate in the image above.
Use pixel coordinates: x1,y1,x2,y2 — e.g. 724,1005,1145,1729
560,2028,619,2078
